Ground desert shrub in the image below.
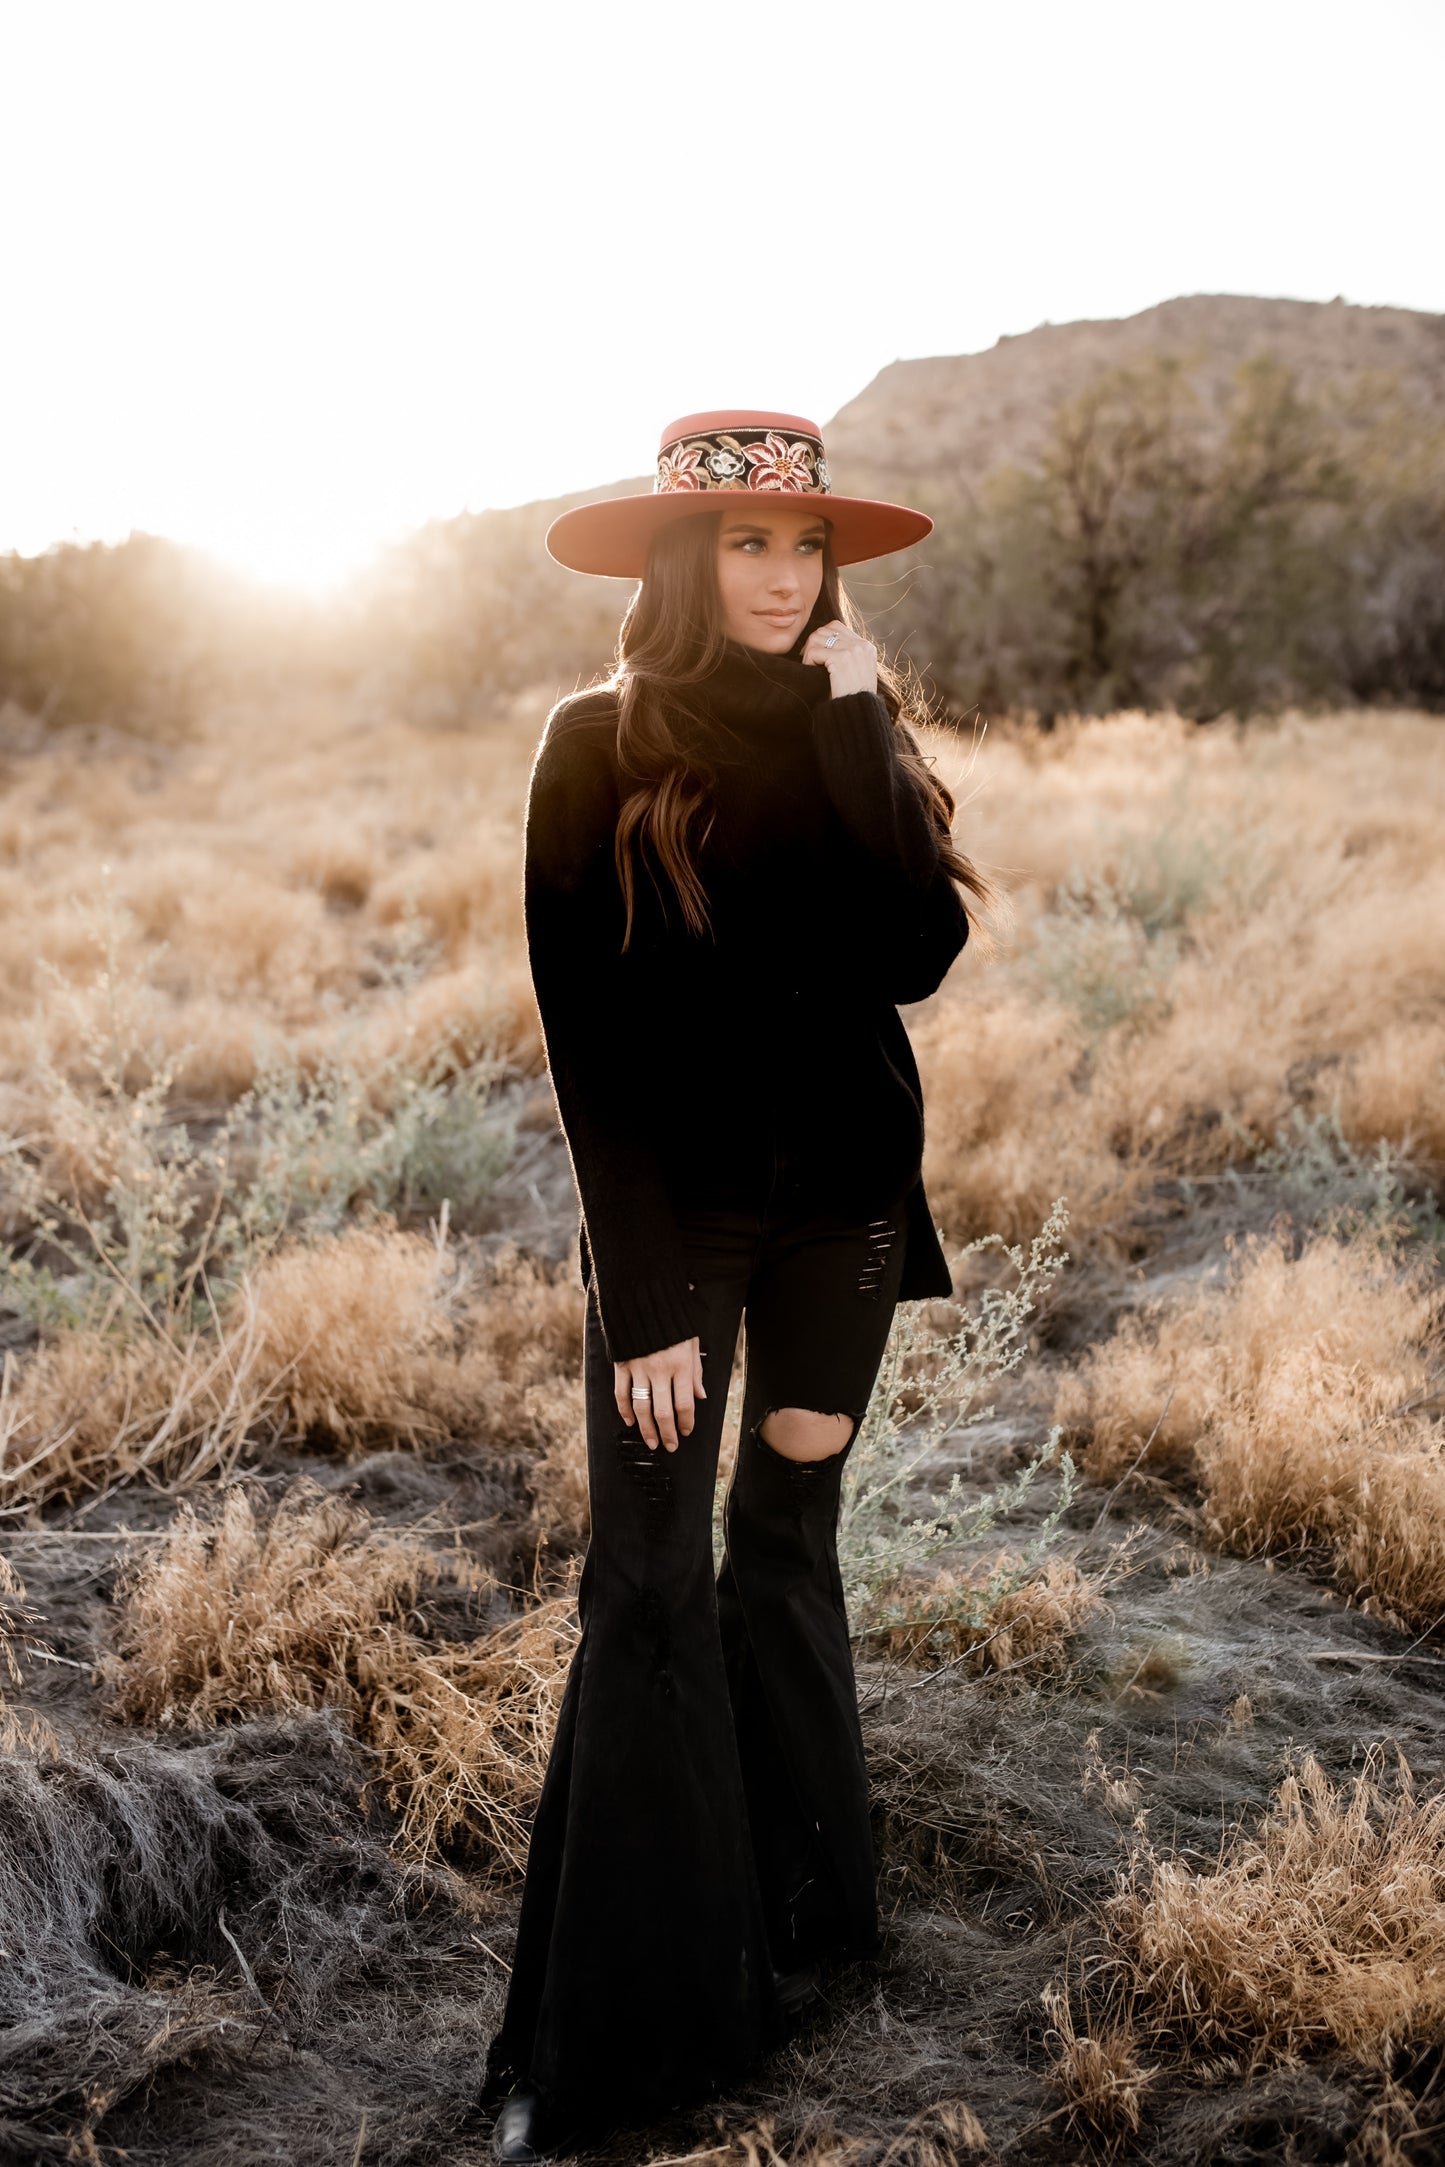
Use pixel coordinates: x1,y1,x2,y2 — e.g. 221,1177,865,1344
839,1203,1073,1628
2,926,514,1346
921,709,1445,1259
1216,1104,1445,1248
0,1233,583,1516
247,1233,584,1458
1056,1231,1445,1627
244,1226,464,1449
354,492,628,723
1026,796,1247,1037
0,1287,280,1515
0,534,224,738
0,914,521,1505
218,1035,513,1252
365,1599,579,1868
110,1482,577,1872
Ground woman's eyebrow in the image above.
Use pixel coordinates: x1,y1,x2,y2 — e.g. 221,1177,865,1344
721,520,828,539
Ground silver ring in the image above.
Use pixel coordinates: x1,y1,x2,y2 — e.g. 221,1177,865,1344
823,633,838,648
630,1386,652,1402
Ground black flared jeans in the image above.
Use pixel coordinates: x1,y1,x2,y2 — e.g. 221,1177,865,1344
488,1163,908,2129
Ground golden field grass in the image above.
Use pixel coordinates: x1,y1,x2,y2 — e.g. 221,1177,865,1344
7,695,1440,1571
5,699,1441,1216
1,687,1444,2164
108,1480,578,1874
922,706,1445,1243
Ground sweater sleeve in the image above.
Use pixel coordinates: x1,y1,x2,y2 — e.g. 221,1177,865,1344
811,691,970,1004
524,715,697,1363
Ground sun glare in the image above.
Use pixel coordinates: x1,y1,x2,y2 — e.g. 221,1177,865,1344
192,517,399,596
1,3,1442,576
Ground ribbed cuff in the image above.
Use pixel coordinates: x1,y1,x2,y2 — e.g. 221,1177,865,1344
813,693,898,836
815,690,894,765
593,1267,699,1365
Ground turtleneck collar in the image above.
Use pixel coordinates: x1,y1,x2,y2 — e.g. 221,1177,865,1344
690,640,834,740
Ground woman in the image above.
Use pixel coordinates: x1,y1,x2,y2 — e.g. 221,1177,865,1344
487,412,989,2161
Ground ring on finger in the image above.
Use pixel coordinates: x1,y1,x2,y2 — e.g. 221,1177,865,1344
823,633,838,648
630,1386,652,1402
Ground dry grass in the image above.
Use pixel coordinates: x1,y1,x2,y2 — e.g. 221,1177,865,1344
5,700,1443,1540
863,1555,1107,1678
110,1481,578,1873
1041,1982,1152,2146
5,703,1442,1269
365,1598,579,1867
1041,1750,1445,2148
107,1481,463,1728
4,695,1442,2160
1104,1748,1445,2069
665,2102,992,2165
0,1282,281,1516
0,691,542,1122
920,709,1445,1248
247,1229,585,1473
0,1233,583,1516
245,1225,464,1448
0,1555,59,1756
1055,1232,1445,1628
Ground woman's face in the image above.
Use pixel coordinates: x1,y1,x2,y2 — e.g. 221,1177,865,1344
714,503,828,652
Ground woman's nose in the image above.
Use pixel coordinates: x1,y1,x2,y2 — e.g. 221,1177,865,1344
766,559,800,595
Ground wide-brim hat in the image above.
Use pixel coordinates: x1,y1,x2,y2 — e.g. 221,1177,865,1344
545,409,933,579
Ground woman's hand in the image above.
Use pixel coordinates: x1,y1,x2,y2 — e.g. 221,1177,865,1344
614,1336,706,1453
802,619,878,699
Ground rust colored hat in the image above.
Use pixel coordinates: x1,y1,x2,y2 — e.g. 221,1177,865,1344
545,409,933,578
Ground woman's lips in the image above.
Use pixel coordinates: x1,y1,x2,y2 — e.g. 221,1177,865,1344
755,610,798,628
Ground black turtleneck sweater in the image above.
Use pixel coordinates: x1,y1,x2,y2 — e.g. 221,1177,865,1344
524,645,970,1362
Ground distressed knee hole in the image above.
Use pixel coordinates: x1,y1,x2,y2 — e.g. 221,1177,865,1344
758,1407,855,1464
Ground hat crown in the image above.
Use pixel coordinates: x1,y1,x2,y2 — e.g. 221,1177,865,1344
654,412,830,500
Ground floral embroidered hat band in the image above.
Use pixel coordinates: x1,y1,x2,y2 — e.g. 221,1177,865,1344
544,409,933,579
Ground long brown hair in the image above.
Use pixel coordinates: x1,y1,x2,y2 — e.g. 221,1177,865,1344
607,511,993,946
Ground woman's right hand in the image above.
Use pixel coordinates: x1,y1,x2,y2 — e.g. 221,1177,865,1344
614,1336,706,1453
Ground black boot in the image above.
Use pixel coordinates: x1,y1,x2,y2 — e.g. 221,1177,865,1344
493,2085,575,2163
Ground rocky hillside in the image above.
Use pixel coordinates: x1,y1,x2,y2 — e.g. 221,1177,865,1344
826,293,1445,500
4,296,1441,735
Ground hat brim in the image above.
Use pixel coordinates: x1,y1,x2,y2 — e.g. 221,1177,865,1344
545,490,933,578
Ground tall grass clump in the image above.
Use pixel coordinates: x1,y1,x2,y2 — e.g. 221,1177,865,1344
111,1481,577,1873
1092,1749,1445,2070
1057,1230,1445,1628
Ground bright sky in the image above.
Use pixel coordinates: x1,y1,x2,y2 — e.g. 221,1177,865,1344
2,0,1441,587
